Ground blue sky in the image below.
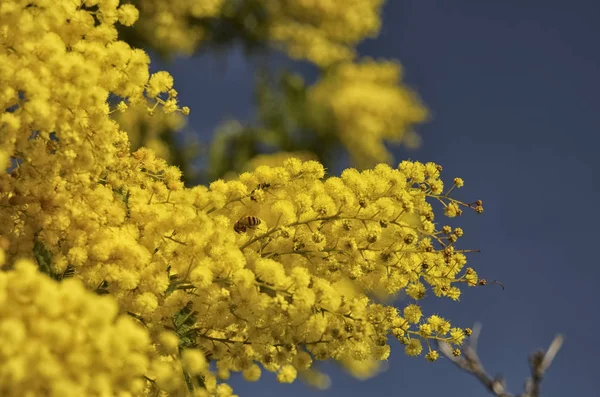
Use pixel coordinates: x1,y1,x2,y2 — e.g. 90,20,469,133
155,1,599,395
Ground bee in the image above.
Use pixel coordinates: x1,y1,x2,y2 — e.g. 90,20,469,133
57,265,76,281
234,216,262,234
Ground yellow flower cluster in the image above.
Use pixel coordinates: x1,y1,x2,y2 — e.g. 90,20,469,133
0,252,172,397
242,151,318,171
2,144,480,394
0,1,485,395
125,0,226,56
113,100,187,163
0,0,184,177
263,0,385,67
120,0,383,66
171,158,477,381
308,59,429,169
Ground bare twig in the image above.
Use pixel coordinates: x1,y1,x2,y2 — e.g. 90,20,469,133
522,334,564,397
438,323,564,397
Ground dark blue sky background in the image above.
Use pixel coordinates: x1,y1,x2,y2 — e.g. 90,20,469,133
155,1,599,396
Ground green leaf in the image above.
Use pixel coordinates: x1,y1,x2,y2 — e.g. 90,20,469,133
33,240,53,277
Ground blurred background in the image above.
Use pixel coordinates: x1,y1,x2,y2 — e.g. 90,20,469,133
118,0,599,395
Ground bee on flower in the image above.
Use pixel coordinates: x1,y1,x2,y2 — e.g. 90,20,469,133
234,216,262,234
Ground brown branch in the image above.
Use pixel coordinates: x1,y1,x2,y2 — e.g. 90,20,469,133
438,323,564,397
522,334,564,397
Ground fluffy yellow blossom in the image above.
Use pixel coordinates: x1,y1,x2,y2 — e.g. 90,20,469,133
444,202,462,217
147,71,175,98
158,331,181,355
404,304,423,324
220,151,319,181
112,99,189,165
419,324,433,337
426,350,439,362
263,0,385,67
405,339,423,356
123,0,383,66
277,365,298,383
339,355,386,380
121,0,226,56
0,256,176,397
132,291,159,315
181,349,209,376
450,328,467,345
308,59,428,169
196,159,482,377
427,315,451,335
242,364,262,382
118,4,140,26
0,3,486,394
